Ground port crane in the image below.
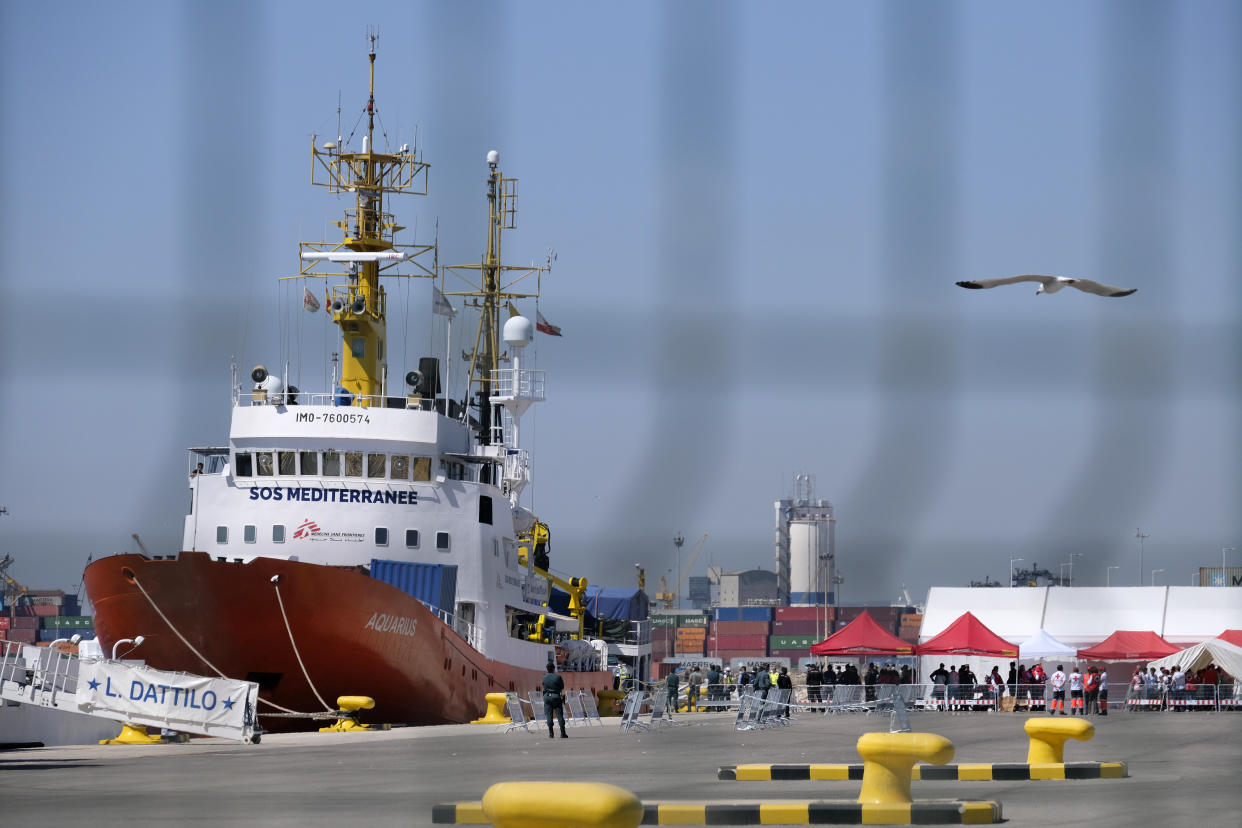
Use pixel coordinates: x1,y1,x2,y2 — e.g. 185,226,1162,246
655,533,708,610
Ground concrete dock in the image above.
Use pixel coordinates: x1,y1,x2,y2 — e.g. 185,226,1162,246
2,709,1239,826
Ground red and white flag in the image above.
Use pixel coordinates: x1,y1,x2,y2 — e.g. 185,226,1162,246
303,286,321,313
536,309,562,337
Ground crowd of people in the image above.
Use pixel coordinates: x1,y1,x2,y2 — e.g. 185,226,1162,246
651,658,1236,714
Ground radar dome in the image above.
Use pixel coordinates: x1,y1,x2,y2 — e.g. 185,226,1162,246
503,315,535,347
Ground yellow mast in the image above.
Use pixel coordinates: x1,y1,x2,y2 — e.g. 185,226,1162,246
300,32,435,403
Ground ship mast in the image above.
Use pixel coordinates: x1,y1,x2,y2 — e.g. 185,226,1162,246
442,152,548,464
299,31,435,404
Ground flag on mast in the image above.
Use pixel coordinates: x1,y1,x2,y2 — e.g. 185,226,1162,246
325,287,331,314
303,286,321,313
432,286,457,318
536,310,562,337
507,301,521,318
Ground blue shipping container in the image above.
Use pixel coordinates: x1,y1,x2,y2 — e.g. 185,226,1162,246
369,560,457,615
713,606,774,622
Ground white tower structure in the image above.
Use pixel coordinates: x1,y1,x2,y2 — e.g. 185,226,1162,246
774,474,835,607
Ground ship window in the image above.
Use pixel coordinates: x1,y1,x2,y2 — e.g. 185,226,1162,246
375,527,389,546
390,455,409,480
412,456,432,481
323,450,341,476
406,529,420,548
234,453,253,477
244,525,256,543
216,526,228,544
478,495,493,525
273,524,285,543
367,453,386,478
344,452,363,477
299,451,318,475
351,337,365,358
278,451,296,475
256,452,274,476
493,538,499,557
436,531,450,552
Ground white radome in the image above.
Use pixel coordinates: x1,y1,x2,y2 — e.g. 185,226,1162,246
956,275,1137,297
503,315,535,347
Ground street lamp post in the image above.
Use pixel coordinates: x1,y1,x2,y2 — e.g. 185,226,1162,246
673,534,684,611
1106,566,1119,587
1135,528,1149,585
1151,569,1164,586
1009,556,1024,588
1068,552,1083,586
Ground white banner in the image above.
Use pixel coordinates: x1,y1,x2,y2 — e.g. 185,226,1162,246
76,660,259,740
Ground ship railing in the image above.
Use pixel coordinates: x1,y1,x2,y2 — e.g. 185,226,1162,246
621,620,651,646
0,641,83,710
489,368,545,402
418,601,483,650
232,387,442,411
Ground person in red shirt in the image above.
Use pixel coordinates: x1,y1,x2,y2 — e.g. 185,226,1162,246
1083,666,1100,714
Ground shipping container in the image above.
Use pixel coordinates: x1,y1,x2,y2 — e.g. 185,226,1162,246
25,589,65,598
12,616,39,630
707,633,769,650
29,604,60,617
674,642,705,655
711,620,770,636
5,628,37,644
651,611,707,628
41,616,94,629
369,560,458,615
772,619,825,635
713,606,774,622
29,595,66,607
774,606,835,622
768,648,812,660
0,616,10,631
769,633,820,650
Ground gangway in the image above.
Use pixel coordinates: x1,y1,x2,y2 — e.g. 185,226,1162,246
0,639,261,743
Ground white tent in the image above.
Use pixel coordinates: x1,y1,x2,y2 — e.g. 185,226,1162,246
1144,638,1242,681
1018,629,1077,661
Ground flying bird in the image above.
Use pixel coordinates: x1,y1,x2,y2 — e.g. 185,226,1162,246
955,275,1136,297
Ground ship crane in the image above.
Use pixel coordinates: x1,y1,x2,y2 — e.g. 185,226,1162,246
655,533,708,610
517,521,589,641
1,554,29,608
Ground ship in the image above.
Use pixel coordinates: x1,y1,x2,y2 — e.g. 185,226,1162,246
83,38,620,731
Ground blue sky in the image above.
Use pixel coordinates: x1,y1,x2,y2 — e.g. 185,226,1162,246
1,1,1238,605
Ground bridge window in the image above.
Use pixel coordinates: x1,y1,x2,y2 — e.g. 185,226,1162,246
278,451,296,475
273,524,285,543
391,455,409,480
256,452,274,476
216,526,228,544
350,337,365,358
299,451,318,475
244,525,256,543
344,452,363,477
323,450,341,476
412,456,432,481
367,453,386,478
436,531,450,552
234,453,253,477
406,529,420,548
375,527,389,547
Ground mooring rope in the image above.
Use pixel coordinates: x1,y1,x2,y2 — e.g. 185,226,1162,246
271,577,334,712
130,573,309,715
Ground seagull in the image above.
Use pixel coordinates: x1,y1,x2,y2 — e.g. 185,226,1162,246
955,275,1136,297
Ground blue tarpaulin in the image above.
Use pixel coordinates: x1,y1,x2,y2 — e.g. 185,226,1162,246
549,585,649,622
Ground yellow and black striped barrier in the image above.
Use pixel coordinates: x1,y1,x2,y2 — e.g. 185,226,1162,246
719,762,1126,782
432,799,1003,825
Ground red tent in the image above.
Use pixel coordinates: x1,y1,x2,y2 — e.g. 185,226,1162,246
1076,630,1179,660
809,611,914,656
915,611,1018,657
1217,630,1242,648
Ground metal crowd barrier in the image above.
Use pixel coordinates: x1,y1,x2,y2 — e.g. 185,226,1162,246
1124,683,1240,712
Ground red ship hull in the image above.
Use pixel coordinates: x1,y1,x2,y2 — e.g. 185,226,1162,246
84,552,613,731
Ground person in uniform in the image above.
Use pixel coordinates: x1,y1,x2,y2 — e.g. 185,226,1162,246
776,667,793,718
665,669,680,713
1050,664,1067,715
1068,665,1084,715
805,662,823,708
541,660,568,738
1096,667,1109,715
686,666,703,711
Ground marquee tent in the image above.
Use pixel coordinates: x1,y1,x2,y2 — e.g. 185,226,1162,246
1075,630,1178,661
1018,629,1077,661
1144,638,1242,680
809,611,914,656
1217,630,1242,648
916,612,1018,657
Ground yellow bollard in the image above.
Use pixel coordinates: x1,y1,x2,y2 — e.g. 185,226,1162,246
596,689,626,717
855,732,955,805
319,695,377,732
471,692,512,724
100,723,165,745
481,781,643,828
1024,717,1094,763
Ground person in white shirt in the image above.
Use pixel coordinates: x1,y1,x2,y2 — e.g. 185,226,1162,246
1068,665,1084,715
1050,665,1067,715
1097,669,1109,716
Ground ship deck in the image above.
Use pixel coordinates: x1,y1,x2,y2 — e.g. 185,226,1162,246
1,710,1237,826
